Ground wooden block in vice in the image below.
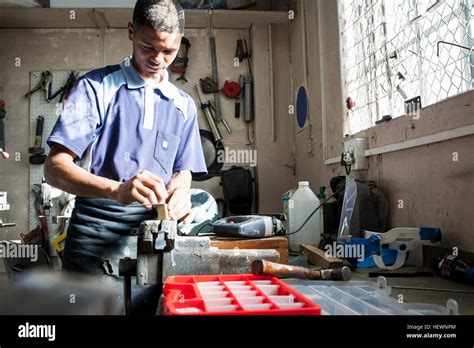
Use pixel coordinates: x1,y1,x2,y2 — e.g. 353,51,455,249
156,204,170,221
300,244,343,269
209,236,288,264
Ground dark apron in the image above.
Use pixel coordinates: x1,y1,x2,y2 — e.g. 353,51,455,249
62,197,158,315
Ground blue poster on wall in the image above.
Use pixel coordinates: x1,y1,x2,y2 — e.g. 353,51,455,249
296,85,308,128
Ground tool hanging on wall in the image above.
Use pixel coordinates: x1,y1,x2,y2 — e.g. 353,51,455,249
239,74,254,143
170,37,191,83
221,80,241,121
28,182,53,257
0,219,16,228
194,85,232,136
241,75,254,123
48,71,78,103
0,100,10,160
222,80,241,98
235,38,251,63
200,77,220,94
235,79,243,119
208,99,232,134
236,32,253,80
51,194,75,254
25,71,52,102
194,85,223,145
29,116,47,165
210,30,222,119
235,31,254,142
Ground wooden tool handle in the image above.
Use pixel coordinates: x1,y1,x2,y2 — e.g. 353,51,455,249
251,259,322,280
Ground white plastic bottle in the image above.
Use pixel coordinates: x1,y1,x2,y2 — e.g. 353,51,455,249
286,181,321,252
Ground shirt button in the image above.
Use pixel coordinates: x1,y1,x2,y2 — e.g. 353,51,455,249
162,140,168,149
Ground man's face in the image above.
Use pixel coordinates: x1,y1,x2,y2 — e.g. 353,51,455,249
128,22,182,80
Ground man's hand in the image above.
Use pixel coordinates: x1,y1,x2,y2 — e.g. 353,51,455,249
166,171,193,223
166,187,194,224
111,170,168,210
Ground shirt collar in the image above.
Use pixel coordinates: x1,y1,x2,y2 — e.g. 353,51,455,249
120,57,176,100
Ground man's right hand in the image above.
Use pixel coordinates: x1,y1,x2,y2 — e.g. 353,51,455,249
111,170,168,210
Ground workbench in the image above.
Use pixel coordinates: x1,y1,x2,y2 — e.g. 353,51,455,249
156,266,474,315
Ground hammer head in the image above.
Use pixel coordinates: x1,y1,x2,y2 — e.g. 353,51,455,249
29,154,47,165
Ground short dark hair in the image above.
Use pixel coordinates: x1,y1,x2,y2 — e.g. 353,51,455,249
133,0,185,33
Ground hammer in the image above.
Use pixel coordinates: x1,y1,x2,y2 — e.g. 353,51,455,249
29,116,47,165
251,259,352,281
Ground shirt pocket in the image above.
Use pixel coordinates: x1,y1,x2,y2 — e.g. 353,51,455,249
154,130,181,174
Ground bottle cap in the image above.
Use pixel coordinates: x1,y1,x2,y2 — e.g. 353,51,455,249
298,181,309,186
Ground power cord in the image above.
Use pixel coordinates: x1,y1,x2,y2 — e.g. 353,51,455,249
195,222,214,236
285,185,344,237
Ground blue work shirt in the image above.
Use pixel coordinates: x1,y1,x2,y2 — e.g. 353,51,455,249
47,57,207,184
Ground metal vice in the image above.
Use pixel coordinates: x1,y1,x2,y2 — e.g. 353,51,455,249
118,220,176,315
118,219,280,314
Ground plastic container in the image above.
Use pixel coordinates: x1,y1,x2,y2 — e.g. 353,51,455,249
284,181,322,252
285,277,459,315
163,274,321,316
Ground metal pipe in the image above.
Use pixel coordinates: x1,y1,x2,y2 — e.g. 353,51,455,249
437,40,472,57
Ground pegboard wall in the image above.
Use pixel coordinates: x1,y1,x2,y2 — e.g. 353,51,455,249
28,70,87,232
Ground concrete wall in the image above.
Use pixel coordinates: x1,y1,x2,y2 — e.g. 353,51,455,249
290,0,347,191
1,28,105,241
289,0,474,262
0,24,294,240
1,1,472,264
361,93,474,260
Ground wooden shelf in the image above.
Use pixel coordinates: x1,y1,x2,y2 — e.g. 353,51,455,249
0,8,288,29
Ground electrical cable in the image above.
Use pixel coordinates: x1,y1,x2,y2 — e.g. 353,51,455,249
195,222,214,236
285,185,345,237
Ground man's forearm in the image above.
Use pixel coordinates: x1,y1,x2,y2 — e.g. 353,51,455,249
44,152,118,199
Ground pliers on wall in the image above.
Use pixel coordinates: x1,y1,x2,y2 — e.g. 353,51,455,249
25,71,52,102
48,71,78,103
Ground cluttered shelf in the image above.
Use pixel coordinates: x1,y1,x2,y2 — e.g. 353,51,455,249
0,8,289,29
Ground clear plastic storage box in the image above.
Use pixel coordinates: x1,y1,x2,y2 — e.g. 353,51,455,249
285,276,459,315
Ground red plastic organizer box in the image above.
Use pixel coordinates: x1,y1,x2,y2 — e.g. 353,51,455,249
163,274,321,315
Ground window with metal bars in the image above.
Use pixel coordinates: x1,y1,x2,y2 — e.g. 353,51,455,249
339,0,473,134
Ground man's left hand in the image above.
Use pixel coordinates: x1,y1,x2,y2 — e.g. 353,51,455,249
166,186,194,224
166,170,193,224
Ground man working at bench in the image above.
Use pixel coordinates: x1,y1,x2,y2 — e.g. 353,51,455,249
44,0,207,314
